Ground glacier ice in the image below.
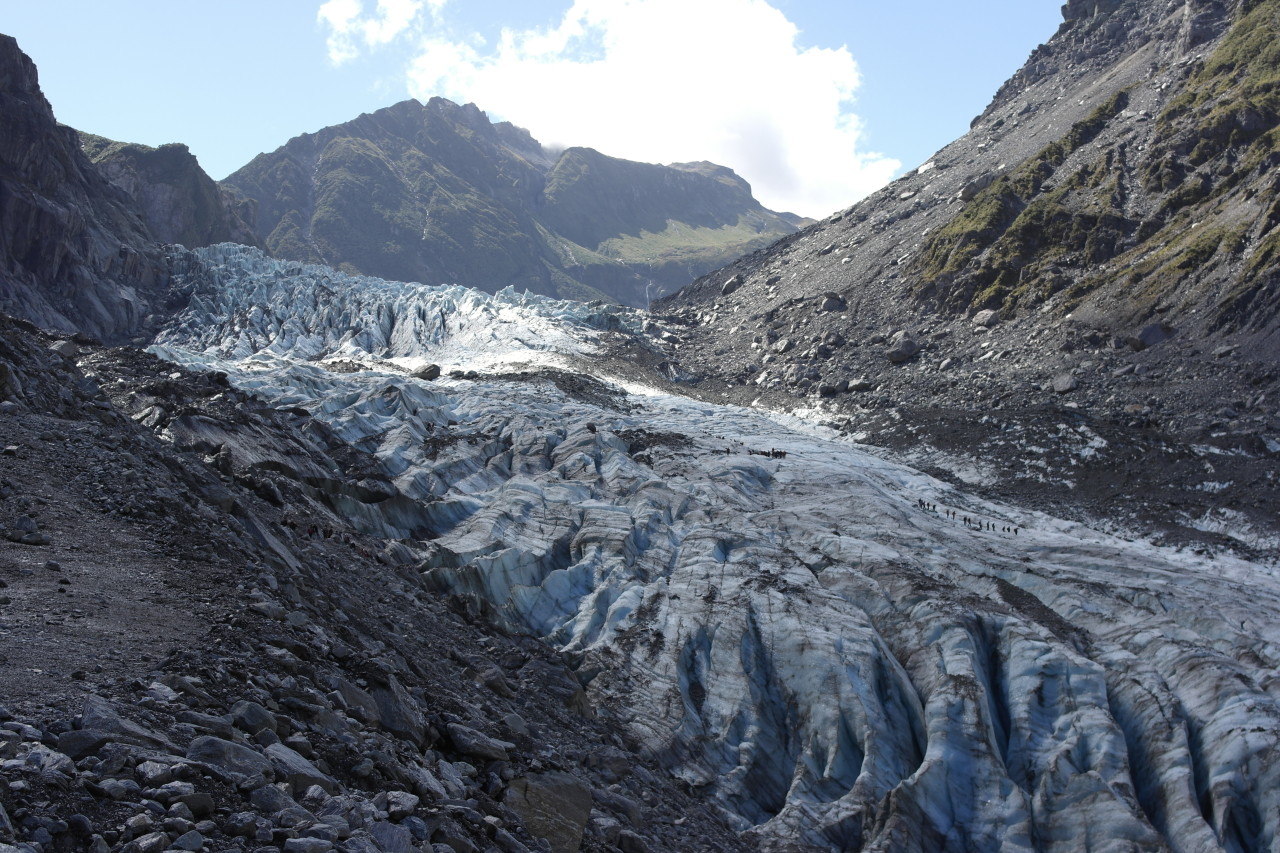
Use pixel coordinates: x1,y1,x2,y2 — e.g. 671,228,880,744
153,245,1280,852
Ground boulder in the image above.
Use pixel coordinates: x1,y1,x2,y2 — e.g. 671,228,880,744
411,363,441,381
447,723,513,761
265,743,337,794
504,771,593,853
1127,322,1172,351
185,736,273,784
819,292,847,312
972,309,999,328
230,700,277,735
720,274,744,296
1052,373,1080,394
369,675,428,746
886,331,920,364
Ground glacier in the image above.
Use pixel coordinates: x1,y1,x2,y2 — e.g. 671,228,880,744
152,245,1280,853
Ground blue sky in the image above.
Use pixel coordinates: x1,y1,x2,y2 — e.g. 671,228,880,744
4,1,1061,217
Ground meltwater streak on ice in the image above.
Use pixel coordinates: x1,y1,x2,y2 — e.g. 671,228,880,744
154,246,1280,853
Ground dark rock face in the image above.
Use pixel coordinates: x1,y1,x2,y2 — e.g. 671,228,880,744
0,35,169,342
79,134,259,249
222,97,802,307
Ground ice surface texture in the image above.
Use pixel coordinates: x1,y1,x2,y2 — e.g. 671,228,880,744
157,246,1280,853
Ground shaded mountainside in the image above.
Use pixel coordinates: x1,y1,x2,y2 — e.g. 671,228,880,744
79,133,259,250
0,35,170,343
649,0,1280,551
221,97,803,307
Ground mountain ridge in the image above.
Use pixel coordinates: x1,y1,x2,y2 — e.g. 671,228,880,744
221,96,804,307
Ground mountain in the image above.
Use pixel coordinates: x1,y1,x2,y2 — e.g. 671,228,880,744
2,5,1280,853
79,133,259,250
0,35,170,343
221,97,804,307
650,0,1280,555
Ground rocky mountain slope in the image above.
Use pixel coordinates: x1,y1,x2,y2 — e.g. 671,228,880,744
0,36,171,344
221,98,803,307
650,0,1280,554
79,134,259,251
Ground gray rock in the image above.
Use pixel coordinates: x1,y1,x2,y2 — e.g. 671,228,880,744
972,309,1000,328
504,772,592,853
447,723,513,761
617,829,652,853
284,839,335,853
135,760,175,786
720,274,744,297
230,700,277,735
1053,373,1080,394
886,331,920,363
127,831,169,853
384,791,419,821
959,172,995,201
56,729,112,759
329,678,380,726
49,340,79,359
186,735,273,783
367,820,414,853
170,830,204,851
411,364,442,381
1128,322,1172,351
0,801,13,841
819,292,846,312
369,676,427,745
266,742,337,794
80,696,174,752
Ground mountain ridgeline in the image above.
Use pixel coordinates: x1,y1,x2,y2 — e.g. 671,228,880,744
222,98,805,307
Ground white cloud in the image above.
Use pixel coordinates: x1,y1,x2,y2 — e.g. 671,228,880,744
319,0,428,65
338,0,899,215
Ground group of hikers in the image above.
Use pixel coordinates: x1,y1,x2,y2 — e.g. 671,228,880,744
916,498,1019,535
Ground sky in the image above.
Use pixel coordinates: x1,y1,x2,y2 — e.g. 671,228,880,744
3,1,1063,218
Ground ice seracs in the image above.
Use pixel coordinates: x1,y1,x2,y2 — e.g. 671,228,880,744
154,245,1280,853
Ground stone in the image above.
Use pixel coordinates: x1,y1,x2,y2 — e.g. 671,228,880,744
819,292,846,312
972,309,999,328
56,729,112,759
49,340,80,359
1128,322,1172,351
128,831,170,853
616,830,652,853
186,735,274,783
1052,372,1080,393
284,838,335,853
720,274,744,297
170,830,204,851
330,678,380,726
412,364,442,381
230,700,277,734
266,742,337,794
886,331,920,364
446,723,513,762
384,791,419,821
367,820,414,853
369,676,428,745
79,696,174,751
504,772,592,853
